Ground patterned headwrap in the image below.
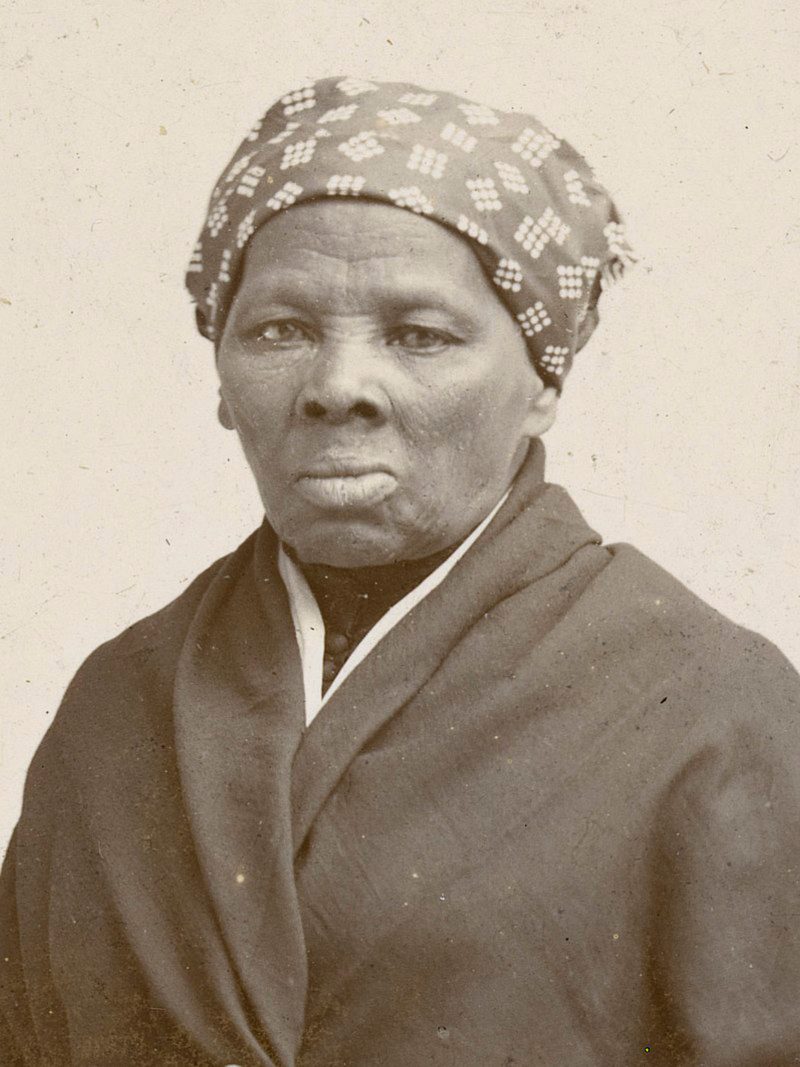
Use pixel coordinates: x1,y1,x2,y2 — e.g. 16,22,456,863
186,76,635,389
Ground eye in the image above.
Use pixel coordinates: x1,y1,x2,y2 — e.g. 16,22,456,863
254,320,311,346
388,325,458,352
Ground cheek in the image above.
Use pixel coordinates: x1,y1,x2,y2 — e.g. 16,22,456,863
402,370,528,462
219,362,293,440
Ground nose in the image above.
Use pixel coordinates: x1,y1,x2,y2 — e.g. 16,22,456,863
294,338,390,425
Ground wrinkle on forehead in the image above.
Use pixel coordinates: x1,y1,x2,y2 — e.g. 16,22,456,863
247,199,477,267
233,199,505,319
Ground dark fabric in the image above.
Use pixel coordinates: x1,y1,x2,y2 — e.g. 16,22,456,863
296,543,458,691
2,447,800,1065
184,77,636,389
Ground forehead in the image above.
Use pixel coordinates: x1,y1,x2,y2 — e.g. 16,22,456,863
235,200,498,306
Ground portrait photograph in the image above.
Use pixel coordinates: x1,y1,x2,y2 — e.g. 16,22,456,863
2,1,799,1063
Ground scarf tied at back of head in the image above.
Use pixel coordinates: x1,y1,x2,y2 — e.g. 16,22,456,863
185,76,635,390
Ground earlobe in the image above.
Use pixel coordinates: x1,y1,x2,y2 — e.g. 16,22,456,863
523,384,559,438
217,394,236,431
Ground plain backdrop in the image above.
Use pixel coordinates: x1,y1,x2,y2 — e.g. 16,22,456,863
2,0,798,857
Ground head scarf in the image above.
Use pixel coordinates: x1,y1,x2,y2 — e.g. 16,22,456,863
186,76,634,389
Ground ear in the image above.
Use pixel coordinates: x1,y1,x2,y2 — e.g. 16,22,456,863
217,392,236,431
522,383,559,439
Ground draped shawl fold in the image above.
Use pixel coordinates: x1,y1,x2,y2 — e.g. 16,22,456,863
3,447,800,1065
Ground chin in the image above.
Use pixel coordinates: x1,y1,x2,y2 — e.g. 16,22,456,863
284,521,410,569
285,514,439,571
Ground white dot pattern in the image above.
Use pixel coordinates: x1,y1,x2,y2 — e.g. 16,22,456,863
266,121,301,146
557,264,584,300
458,102,500,126
387,186,434,214
493,257,523,292
514,208,570,259
399,92,438,107
336,77,379,97
218,247,233,283
440,123,477,153
494,161,529,194
187,76,636,389
407,144,448,179
205,280,220,319
516,302,552,336
540,344,569,375
266,181,303,211
245,118,263,142
236,164,267,197
604,221,633,261
206,197,230,237
377,107,422,126
326,174,366,196
280,139,317,170
564,168,592,207
466,177,502,213
236,210,257,249
225,153,254,184
338,130,385,162
511,126,561,168
581,255,600,286
317,104,359,124
456,214,489,245
281,86,316,117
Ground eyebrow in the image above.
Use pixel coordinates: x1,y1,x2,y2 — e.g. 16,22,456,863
229,274,485,326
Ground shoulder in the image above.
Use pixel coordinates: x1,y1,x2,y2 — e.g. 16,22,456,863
565,539,799,729
33,530,263,767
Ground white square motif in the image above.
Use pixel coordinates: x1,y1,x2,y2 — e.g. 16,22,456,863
516,302,552,337
280,139,317,169
236,210,257,249
540,344,569,376
493,257,523,292
564,169,591,207
440,123,477,153
456,214,489,245
225,153,254,184
338,130,385,162
266,181,303,211
494,161,529,195
511,127,561,168
466,177,502,213
407,144,448,179
557,264,584,299
281,85,316,117
458,102,500,126
267,122,301,146
377,108,422,125
317,105,359,124
326,174,366,196
218,247,233,283
514,208,570,259
387,186,434,214
336,77,379,97
236,164,267,196
399,92,438,106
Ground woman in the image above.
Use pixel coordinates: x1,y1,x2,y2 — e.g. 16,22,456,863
2,76,799,1065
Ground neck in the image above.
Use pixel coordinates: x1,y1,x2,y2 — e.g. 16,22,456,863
291,544,459,637
286,544,460,693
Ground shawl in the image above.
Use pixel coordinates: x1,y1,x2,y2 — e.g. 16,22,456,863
2,447,800,1065
184,77,636,389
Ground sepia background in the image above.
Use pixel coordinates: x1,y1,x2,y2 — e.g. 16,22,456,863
2,0,798,856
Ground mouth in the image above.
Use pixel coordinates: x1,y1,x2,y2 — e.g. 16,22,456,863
294,468,398,509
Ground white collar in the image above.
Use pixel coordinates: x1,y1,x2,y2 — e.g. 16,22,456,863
278,491,509,726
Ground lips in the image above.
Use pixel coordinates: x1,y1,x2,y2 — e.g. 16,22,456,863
295,470,398,508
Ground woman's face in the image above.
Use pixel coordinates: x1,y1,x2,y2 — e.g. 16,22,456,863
217,200,557,567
